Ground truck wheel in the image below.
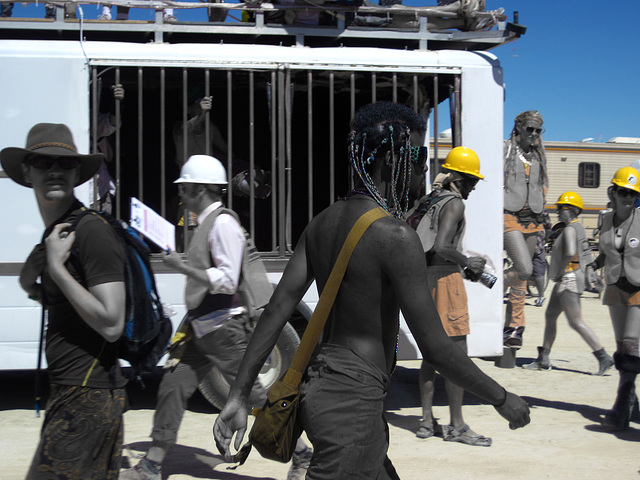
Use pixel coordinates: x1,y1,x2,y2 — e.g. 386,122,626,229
198,320,301,410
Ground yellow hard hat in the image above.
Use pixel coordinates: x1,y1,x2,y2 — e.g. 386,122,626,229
442,146,484,179
611,166,640,193
556,191,584,210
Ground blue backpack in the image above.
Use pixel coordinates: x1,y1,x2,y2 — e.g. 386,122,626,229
70,209,172,375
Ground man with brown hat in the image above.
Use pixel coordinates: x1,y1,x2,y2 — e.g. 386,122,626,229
1,123,128,479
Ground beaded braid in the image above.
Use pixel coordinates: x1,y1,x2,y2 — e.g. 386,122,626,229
349,123,413,219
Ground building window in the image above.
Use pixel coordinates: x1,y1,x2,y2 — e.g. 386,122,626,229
578,162,600,188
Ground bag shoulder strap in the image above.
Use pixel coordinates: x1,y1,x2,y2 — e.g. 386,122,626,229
282,207,388,387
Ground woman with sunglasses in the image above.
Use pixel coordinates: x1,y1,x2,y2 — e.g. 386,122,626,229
503,110,548,349
589,167,640,430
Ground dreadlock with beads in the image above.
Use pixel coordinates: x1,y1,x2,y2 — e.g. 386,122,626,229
348,102,426,219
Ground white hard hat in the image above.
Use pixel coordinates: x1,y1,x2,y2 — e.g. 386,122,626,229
174,155,227,185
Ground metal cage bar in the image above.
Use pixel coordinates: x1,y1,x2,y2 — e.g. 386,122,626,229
307,70,314,223
329,71,335,205
137,67,144,202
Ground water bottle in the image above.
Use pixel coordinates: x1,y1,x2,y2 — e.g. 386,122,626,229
464,268,497,289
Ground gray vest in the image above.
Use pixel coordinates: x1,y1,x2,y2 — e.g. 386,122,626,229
185,206,242,314
548,221,593,291
503,141,546,214
413,190,465,254
600,209,640,286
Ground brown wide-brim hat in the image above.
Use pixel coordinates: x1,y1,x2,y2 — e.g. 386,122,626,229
0,123,104,188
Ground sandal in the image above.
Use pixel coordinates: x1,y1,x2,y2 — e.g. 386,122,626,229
443,424,492,447
416,419,443,439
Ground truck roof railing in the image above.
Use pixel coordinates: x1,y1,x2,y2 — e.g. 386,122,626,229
0,0,525,49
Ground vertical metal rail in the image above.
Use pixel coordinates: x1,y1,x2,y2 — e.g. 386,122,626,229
270,72,277,251
307,70,314,223
371,73,377,104
453,75,462,147
137,67,143,202
115,68,122,218
249,71,256,238
182,68,189,167
285,67,293,251
349,72,356,191
392,73,398,103
91,67,99,208
205,69,211,157
277,66,286,256
329,71,335,204
412,74,418,112
433,74,439,177
160,68,166,218
226,70,233,208
182,68,189,252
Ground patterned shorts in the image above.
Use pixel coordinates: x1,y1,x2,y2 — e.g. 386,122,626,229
26,384,125,480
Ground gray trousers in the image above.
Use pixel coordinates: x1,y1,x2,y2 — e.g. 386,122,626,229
151,314,266,449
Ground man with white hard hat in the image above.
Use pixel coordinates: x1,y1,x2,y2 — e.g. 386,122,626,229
121,154,311,480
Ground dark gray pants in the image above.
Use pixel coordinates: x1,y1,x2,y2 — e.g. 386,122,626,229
151,314,265,449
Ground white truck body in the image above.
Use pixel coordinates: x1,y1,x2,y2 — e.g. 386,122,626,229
0,38,506,371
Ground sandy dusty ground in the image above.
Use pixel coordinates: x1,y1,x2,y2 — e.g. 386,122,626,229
2,289,640,479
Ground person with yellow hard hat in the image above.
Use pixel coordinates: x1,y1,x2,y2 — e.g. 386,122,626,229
503,111,548,349
406,146,493,447
588,167,640,430
524,191,614,376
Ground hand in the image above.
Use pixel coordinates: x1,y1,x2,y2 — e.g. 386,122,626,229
111,84,124,101
213,400,249,461
200,96,212,112
494,390,530,430
466,256,486,275
162,250,184,270
45,223,75,270
20,243,46,301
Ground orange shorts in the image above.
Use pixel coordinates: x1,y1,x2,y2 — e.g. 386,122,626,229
603,283,640,306
504,212,544,234
427,265,470,337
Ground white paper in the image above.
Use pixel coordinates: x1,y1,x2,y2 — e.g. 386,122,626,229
129,197,176,251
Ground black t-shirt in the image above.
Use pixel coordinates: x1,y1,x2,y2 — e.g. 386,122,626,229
43,206,127,389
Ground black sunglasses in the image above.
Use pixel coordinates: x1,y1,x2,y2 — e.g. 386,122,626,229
525,126,544,135
616,188,637,198
28,156,79,171
410,146,427,167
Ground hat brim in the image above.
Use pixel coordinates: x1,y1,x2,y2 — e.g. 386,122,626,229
0,147,104,188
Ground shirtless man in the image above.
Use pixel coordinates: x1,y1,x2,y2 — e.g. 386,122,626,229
214,101,530,478
407,146,493,446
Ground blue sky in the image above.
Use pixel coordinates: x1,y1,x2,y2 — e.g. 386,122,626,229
7,1,640,142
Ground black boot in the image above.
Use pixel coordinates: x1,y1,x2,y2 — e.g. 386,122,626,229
524,346,551,370
504,326,525,349
593,348,614,376
603,353,640,430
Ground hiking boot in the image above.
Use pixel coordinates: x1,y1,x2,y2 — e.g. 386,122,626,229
523,346,551,371
119,457,161,480
286,446,312,480
593,348,614,376
163,14,177,23
503,326,524,349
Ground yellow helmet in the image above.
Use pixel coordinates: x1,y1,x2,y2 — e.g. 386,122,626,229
556,191,584,210
442,146,484,179
611,166,640,193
